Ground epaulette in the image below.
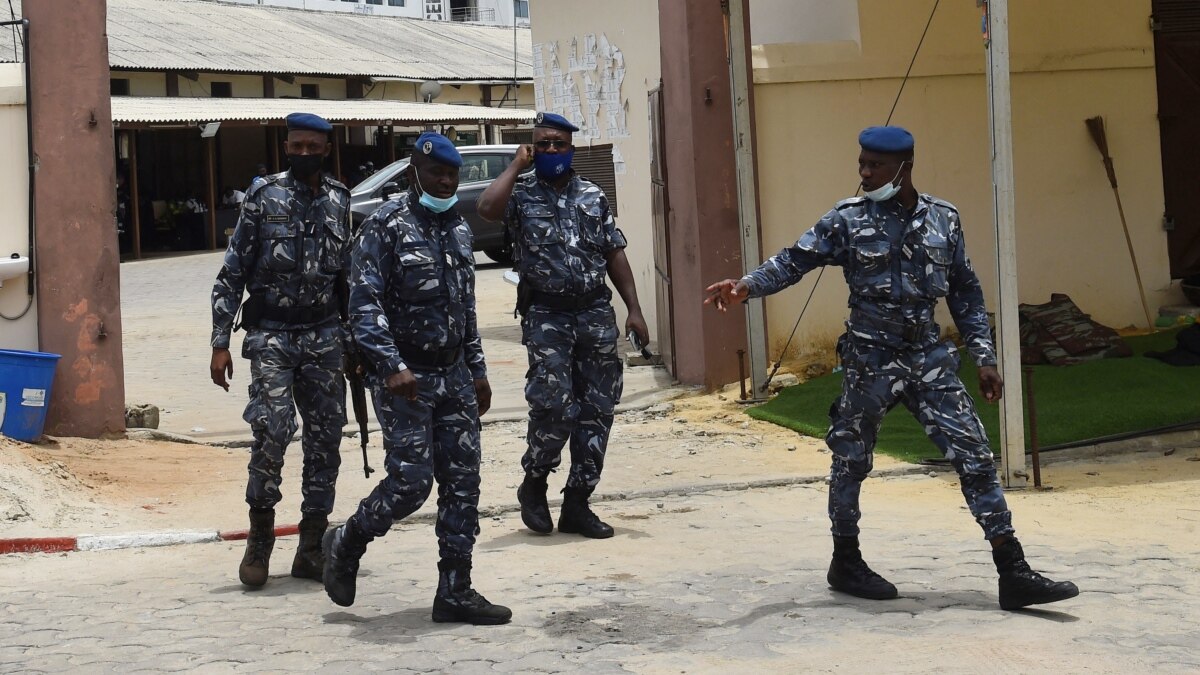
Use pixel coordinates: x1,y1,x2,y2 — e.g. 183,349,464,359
923,194,960,215
834,195,868,211
324,175,350,193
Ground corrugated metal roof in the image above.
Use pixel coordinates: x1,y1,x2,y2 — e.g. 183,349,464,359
111,96,536,124
2,0,532,81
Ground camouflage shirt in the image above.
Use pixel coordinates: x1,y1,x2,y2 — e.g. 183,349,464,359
504,172,627,295
211,171,351,349
742,194,997,367
349,191,485,379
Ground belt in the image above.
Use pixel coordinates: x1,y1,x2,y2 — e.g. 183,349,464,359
529,286,610,311
849,310,934,343
396,342,463,369
259,299,339,325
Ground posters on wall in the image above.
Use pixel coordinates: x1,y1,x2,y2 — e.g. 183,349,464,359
533,32,629,141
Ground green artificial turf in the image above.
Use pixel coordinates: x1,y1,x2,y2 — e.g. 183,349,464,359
747,328,1200,464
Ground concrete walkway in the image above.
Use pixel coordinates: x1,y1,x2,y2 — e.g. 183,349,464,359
120,251,677,443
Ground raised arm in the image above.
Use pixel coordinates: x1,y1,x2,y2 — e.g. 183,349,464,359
477,144,532,222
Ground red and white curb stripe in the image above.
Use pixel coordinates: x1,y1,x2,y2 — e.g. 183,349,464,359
0,524,301,555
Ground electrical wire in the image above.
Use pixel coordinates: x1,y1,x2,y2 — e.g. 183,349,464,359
759,0,942,392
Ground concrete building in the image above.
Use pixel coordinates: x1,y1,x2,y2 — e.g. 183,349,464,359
221,0,530,26
531,0,1199,389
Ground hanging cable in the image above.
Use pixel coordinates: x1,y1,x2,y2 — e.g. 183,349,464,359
759,0,942,393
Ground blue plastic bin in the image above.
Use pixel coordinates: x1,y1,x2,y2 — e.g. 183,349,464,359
0,349,62,442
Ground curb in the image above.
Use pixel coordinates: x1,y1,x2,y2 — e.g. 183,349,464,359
0,524,303,556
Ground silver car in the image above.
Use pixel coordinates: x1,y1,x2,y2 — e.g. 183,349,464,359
349,144,529,264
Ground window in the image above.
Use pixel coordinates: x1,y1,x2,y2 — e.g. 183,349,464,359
366,0,382,4
110,78,130,96
513,0,528,19
210,81,232,98
459,154,509,183
388,0,405,5
300,83,320,99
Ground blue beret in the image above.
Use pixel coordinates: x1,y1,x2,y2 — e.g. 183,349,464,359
414,132,462,168
858,126,914,153
286,112,333,133
534,111,579,133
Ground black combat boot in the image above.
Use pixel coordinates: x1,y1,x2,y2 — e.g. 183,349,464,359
992,537,1079,610
290,513,328,581
431,558,513,625
827,535,898,600
517,472,553,534
239,508,275,588
322,519,370,607
558,486,614,539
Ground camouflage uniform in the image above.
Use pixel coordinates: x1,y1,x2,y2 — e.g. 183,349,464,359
211,171,351,516
505,172,627,490
344,191,485,561
742,194,1013,540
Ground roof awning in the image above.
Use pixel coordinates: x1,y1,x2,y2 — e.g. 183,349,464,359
110,97,535,128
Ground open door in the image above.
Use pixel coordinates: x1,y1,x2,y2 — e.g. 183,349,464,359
648,82,676,376
1153,0,1200,278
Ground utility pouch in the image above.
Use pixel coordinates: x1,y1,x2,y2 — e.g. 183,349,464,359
239,293,267,331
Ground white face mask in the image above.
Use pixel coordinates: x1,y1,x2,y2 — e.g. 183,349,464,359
864,161,908,202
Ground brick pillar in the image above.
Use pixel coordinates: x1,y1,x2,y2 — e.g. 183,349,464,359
27,0,126,437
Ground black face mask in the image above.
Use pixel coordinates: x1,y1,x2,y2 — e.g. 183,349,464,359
288,154,324,180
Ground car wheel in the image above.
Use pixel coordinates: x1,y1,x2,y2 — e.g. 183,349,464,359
483,245,513,265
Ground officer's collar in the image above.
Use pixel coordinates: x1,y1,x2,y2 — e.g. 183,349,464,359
536,168,577,191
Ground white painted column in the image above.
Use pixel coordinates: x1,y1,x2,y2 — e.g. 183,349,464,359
985,0,1027,488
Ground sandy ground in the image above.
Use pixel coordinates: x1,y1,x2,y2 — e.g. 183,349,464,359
4,388,1200,546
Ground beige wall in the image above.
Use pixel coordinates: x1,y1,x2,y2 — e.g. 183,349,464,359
750,0,1173,361
528,0,661,335
0,63,36,350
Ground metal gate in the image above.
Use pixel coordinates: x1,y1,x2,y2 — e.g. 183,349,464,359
648,83,676,376
1153,0,1200,278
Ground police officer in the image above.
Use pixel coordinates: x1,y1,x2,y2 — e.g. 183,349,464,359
210,112,351,588
322,132,511,625
704,126,1079,611
477,112,649,539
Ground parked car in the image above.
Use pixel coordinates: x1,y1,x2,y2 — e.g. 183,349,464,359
349,144,530,264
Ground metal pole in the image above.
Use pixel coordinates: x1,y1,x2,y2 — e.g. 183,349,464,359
129,130,142,260
205,135,217,250
985,0,1027,488
725,0,768,401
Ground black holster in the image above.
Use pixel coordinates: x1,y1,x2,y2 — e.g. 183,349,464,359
237,293,267,331
515,279,533,319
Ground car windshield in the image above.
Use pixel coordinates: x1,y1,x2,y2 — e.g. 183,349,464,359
351,159,408,197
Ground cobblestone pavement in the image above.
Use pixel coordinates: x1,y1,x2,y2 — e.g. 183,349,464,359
2,473,1197,673
120,252,674,442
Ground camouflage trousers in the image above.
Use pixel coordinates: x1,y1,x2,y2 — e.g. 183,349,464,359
347,360,482,561
521,304,623,489
241,326,345,516
827,334,1013,540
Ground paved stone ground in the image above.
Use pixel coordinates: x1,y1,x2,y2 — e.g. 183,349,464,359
2,474,1198,673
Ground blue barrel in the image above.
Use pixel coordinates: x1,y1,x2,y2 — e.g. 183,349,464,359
0,349,62,442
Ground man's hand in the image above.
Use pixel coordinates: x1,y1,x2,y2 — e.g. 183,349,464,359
385,369,418,401
978,365,1004,402
514,144,534,171
474,378,493,416
210,348,233,391
703,279,749,312
625,310,649,349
